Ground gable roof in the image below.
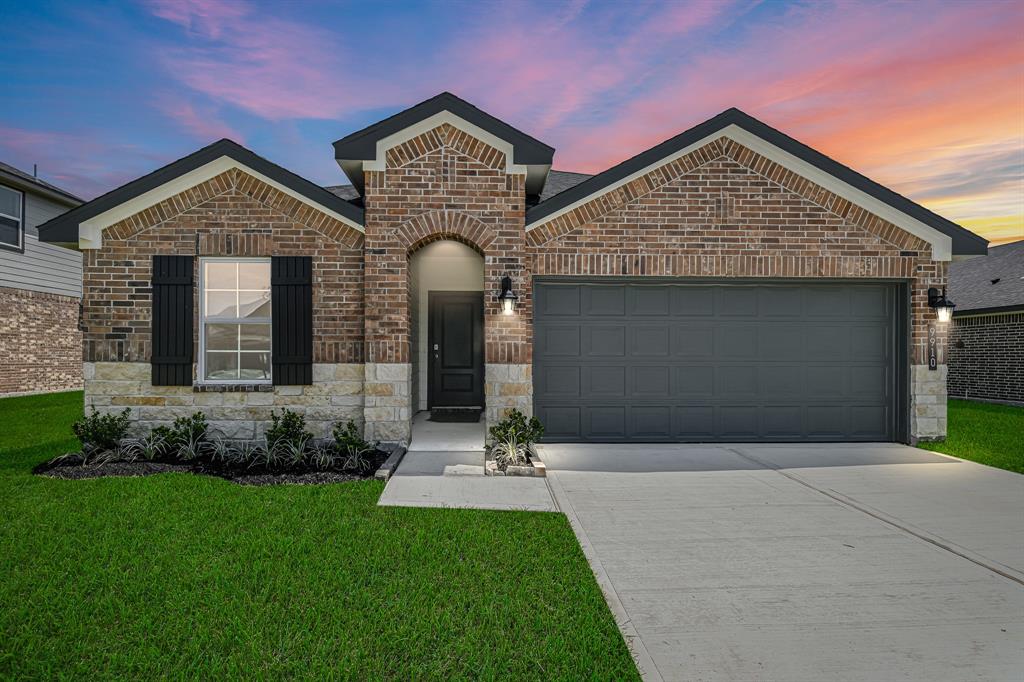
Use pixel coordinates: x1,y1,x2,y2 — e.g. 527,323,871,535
949,240,1024,314
333,92,555,196
527,108,988,257
334,92,554,166
37,139,365,246
0,160,82,206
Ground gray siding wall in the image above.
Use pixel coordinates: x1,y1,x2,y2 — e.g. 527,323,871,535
0,187,82,298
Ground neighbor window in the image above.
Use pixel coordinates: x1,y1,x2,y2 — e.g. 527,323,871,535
201,259,272,382
0,184,24,250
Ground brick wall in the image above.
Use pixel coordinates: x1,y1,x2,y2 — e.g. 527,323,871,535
526,137,946,368
948,312,1024,403
0,286,82,396
82,168,364,365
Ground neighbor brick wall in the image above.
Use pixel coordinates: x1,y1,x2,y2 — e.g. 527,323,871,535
82,168,365,366
526,137,947,367
0,286,82,396
948,312,1024,403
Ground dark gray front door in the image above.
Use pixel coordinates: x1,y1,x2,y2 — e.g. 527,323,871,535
429,292,484,408
533,281,902,443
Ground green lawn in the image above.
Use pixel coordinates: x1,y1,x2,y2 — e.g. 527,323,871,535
0,391,637,680
919,398,1024,474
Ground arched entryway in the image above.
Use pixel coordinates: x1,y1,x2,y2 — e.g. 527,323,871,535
408,239,486,416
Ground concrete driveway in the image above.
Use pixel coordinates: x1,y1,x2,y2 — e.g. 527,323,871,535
538,443,1024,681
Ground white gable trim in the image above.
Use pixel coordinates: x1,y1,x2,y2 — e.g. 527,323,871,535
527,124,952,261
361,111,529,176
77,156,364,249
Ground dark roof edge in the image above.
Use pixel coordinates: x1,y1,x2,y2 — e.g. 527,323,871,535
526,108,988,256
954,304,1024,316
333,92,555,165
0,165,83,206
38,139,364,243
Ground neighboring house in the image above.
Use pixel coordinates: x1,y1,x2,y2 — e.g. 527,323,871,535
947,240,1024,404
39,93,987,444
0,161,83,396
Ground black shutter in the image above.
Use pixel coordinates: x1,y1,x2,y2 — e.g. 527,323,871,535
272,256,313,385
151,255,194,386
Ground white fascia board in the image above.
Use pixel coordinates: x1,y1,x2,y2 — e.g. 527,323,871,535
527,124,952,261
78,156,363,249
361,111,529,176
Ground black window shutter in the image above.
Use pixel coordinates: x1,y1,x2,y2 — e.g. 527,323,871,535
272,256,313,385
151,255,194,386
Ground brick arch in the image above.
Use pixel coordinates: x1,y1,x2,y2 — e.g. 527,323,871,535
399,210,496,257
385,123,507,172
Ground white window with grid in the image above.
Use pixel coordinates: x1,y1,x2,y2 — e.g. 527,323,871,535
200,259,272,382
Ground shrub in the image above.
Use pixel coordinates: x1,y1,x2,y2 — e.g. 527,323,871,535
121,432,168,462
487,409,544,448
72,408,131,452
308,440,339,471
265,409,312,453
333,421,376,473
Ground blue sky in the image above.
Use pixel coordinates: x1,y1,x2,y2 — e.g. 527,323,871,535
2,0,1022,242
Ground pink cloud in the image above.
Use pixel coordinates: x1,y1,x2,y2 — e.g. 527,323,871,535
146,0,401,120
0,127,163,200
153,95,245,143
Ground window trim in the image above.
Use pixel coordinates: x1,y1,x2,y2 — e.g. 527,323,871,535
0,183,25,253
198,257,272,385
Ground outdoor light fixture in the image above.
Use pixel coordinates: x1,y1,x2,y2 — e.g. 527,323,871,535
928,286,956,323
498,275,518,315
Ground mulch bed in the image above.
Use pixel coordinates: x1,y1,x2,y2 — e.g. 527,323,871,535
34,449,391,486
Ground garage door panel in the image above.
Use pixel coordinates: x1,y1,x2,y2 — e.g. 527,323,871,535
584,366,626,397
631,326,671,356
586,326,626,356
538,326,580,356
633,406,672,438
716,326,758,358
631,286,671,316
585,407,627,439
719,287,759,316
585,286,626,316
763,406,804,438
759,325,806,360
675,406,715,438
675,365,714,395
631,366,671,397
536,365,580,400
534,282,898,443
539,406,581,439
760,286,804,317
675,325,715,357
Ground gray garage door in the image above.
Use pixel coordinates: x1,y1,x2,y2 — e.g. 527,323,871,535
533,281,902,442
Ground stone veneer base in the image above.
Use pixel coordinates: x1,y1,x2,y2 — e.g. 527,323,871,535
910,364,947,442
84,362,364,440
363,363,412,444
484,364,532,429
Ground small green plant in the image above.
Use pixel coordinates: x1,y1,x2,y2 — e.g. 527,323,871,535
72,408,132,453
265,409,313,453
333,421,370,454
492,433,528,471
333,421,375,473
488,409,544,448
308,440,339,471
122,432,168,462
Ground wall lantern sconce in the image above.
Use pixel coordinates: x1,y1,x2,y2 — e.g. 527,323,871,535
928,286,955,323
498,275,518,315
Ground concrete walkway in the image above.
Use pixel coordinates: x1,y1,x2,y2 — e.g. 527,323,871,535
377,412,558,512
539,443,1024,681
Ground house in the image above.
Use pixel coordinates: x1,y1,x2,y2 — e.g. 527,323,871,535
38,92,988,444
0,161,83,396
947,240,1024,404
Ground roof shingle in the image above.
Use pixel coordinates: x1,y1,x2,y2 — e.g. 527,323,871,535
948,240,1024,313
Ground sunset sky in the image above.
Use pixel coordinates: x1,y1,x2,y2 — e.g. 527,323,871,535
2,0,1022,244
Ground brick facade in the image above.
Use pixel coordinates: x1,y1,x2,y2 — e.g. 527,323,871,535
0,286,83,396
948,312,1024,404
77,121,955,443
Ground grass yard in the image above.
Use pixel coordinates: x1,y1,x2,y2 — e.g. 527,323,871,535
0,392,637,680
919,398,1024,474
